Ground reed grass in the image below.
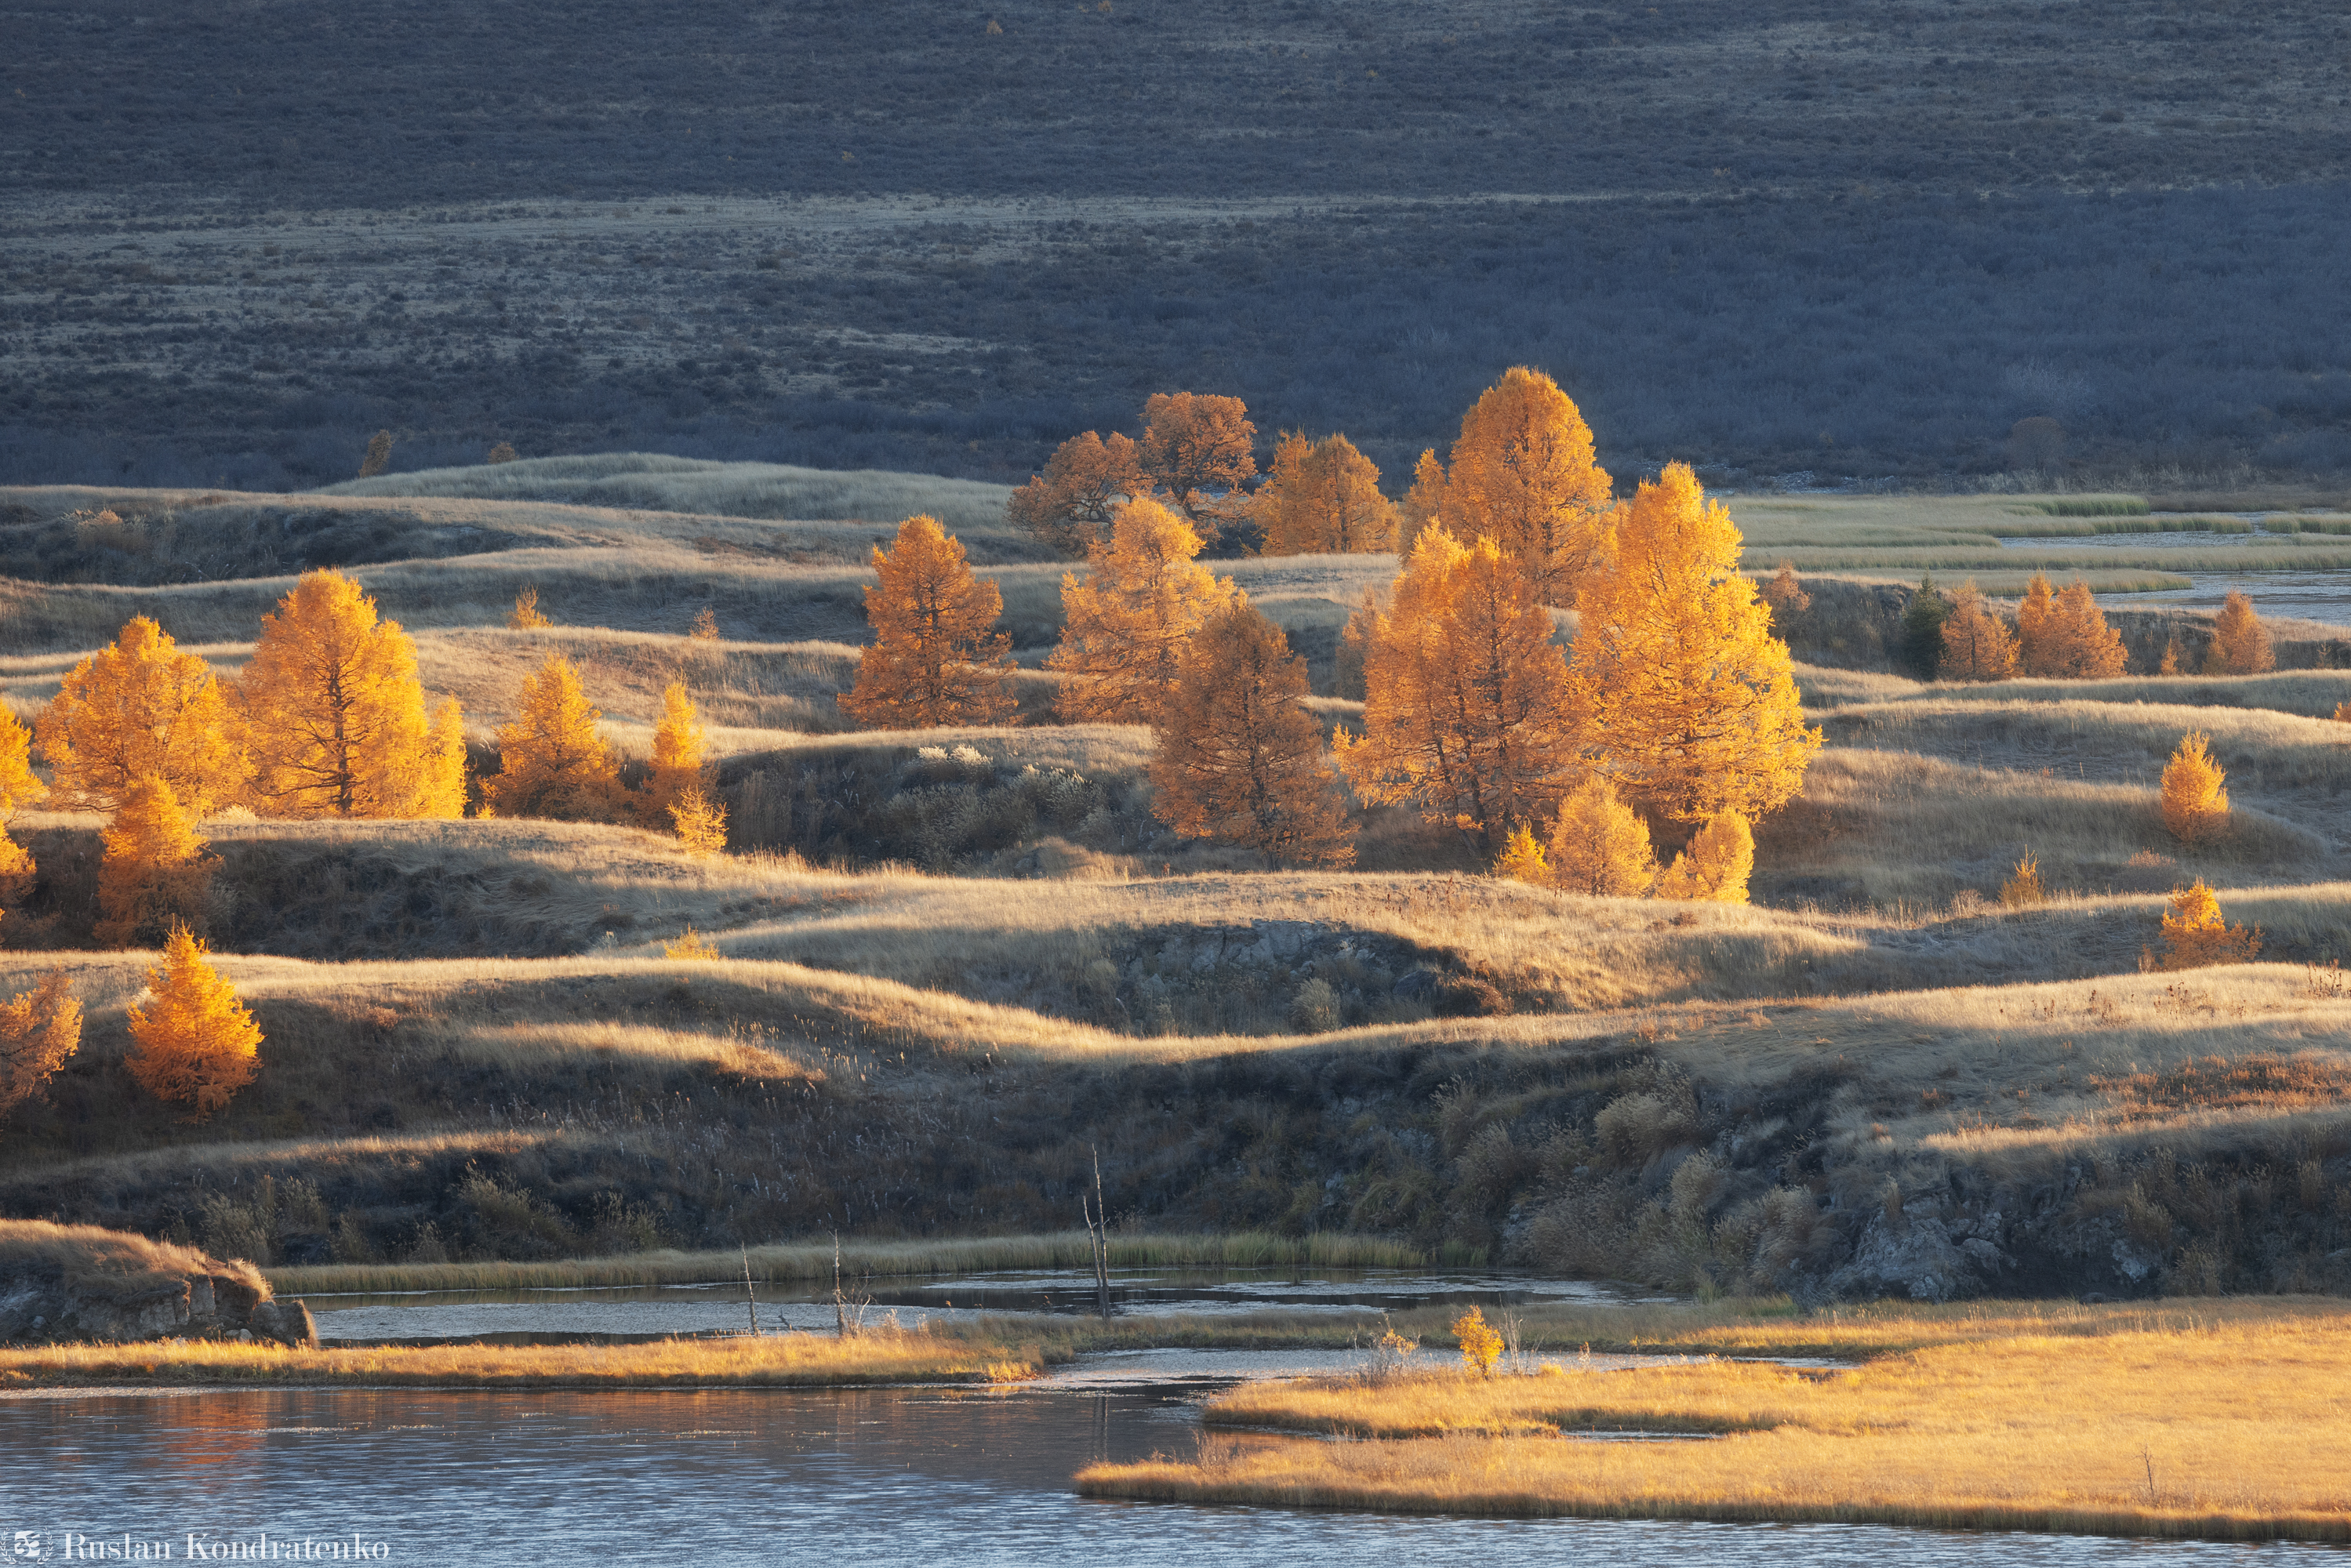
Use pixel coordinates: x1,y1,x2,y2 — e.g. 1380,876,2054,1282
1081,1301,2351,1541
269,1230,1430,1294
0,1327,1039,1388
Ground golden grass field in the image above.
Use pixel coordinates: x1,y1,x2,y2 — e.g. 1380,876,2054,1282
1079,1298,2351,1541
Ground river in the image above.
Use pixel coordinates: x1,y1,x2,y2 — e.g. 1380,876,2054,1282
1,1384,2331,1566
1996,525,2351,629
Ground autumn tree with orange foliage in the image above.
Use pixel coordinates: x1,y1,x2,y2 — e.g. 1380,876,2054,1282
1334,525,1575,855
236,570,457,818
1546,774,1659,897
1254,432,1397,554
95,774,213,947
1151,601,1353,866
1428,367,1615,605
1006,430,1146,556
1396,449,1448,559
2152,880,2260,971
1937,583,2017,682
37,616,248,811
641,683,707,824
1048,498,1238,723
0,970,80,1119
420,699,470,818
485,655,622,819
2205,590,2274,674
1492,822,1550,886
1139,392,1257,535
0,709,46,903
840,516,1015,729
2015,574,2126,678
1568,463,1819,822
1655,811,1755,903
2160,730,2229,844
124,921,261,1116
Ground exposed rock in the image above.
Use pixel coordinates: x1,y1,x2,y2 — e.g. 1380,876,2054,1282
0,1219,314,1347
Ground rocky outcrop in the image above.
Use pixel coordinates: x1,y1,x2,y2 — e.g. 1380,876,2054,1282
0,1220,315,1347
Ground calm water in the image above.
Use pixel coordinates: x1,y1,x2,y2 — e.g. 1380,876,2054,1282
0,1385,2331,1566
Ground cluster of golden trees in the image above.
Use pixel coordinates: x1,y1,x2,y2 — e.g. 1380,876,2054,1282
862,369,1821,892
1880,567,2276,685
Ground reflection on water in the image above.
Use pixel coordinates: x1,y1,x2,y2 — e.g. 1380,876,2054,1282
306,1269,1670,1345
1,1387,2328,1566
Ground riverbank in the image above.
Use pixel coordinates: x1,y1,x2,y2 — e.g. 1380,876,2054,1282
1077,1299,2351,1542
0,1327,1041,1388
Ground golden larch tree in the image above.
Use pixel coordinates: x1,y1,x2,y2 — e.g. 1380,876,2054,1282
0,970,80,1119
0,707,48,901
124,921,262,1116
840,516,1016,729
95,774,213,948
1568,463,1820,822
642,682,707,825
1492,822,1550,885
1006,430,1146,556
1547,773,1659,897
237,570,444,818
2160,730,2229,844
1396,448,1448,560
668,786,729,857
2153,880,2260,970
2015,574,2058,676
1332,525,1576,855
416,699,470,818
2205,590,2275,675
1938,583,2018,682
37,615,249,811
1139,391,1257,533
507,586,551,629
485,655,623,820
1048,498,1238,723
1436,366,1615,604
1150,601,1354,867
1655,811,1754,903
2159,636,2183,676
1254,432,1397,555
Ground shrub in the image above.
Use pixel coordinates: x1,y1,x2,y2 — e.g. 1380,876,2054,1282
507,586,551,629
669,786,729,857
1451,1305,1503,1376
1656,811,1753,904
485,441,518,464
1546,774,1657,897
2152,880,2261,971
1998,851,2045,907
663,926,723,960
1492,822,1550,886
357,429,392,478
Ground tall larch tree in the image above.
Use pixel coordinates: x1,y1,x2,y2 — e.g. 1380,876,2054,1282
1938,583,2018,682
840,516,1016,729
417,699,470,818
37,616,249,812
1568,463,1820,822
1254,433,1397,555
485,655,623,819
2015,574,2058,675
1005,430,1146,557
2205,590,2275,674
1546,774,1659,897
124,921,262,1116
642,683,708,825
0,709,47,901
1396,449,1448,560
1048,498,1239,723
1435,366,1615,605
236,569,444,818
2044,580,2130,678
1332,525,1577,855
1151,600,1354,867
1138,392,1257,534
95,775,213,948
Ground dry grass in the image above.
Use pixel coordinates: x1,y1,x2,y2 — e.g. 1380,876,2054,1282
268,1229,1427,1294
1082,1301,2351,1541
0,1219,262,1301
0,1326,1037,1388
1800,664,2351,720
